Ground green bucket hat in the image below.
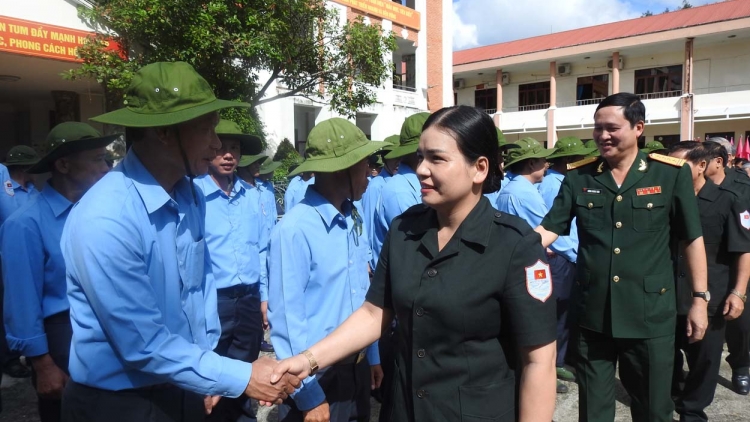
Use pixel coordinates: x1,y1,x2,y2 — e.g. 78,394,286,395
584,140,601,157
289,118,384,177
548,136,596,160
505,137,554,167
4,145,40,167
384,112,431,159
259,159,281,175
238,154,268,168
28,122,118,174
368,154,383,167
90,62,250,128
216,119,262,155
380,134,400,153
641,140,667,154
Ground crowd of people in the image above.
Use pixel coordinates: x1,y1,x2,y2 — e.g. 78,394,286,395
0,61,747,422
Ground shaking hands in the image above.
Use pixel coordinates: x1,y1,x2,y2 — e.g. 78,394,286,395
245,356,302,404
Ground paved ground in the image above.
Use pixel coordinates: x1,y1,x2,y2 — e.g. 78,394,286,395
1,346,747,421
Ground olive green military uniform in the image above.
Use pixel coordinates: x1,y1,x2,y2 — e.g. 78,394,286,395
541,151,702,422
366,198,557,422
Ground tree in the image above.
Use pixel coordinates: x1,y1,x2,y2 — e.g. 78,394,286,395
681,0,693,9
641,10,653,16
63,0,398,136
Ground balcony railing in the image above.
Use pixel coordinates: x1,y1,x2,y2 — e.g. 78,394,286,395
484,108,497,115
393,84,417,92
694,84,750,94
636,90,682,100
557,98,605,108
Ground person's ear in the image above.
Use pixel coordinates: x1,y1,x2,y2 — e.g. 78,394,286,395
473,156,489,185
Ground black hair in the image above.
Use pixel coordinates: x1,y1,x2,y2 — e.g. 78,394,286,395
668,141,711,164
703,141,729,168
734,157,748,167
595,93,645,128
422,105,500,193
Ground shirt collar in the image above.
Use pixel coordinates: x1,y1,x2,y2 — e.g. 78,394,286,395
304,186,350,228
397,163,415,176
698,179,721,202
404,197,493,248
197,174,245,198
546,169,563,177
120,151,178,214
41,182,74,217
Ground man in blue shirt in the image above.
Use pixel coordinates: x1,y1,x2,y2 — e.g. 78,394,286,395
194,119,265,422
372,113,430,262
284,170,314,213
537,136,594,384
0,146,41,224
2,122,114,422
254,158,281,349
360,134,399,269
268,118,383,422
59,62,298,422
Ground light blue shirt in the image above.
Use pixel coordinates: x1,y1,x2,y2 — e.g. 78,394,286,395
1,183,72,357
372,164,420,263
538,170,578,263
496,173,550,228
482,172,511,207
62,151,251,396
0,171,39,226
268,187,379,411
284,176,314,213
194,175,267,292
361,167,394,268
259,179,278,301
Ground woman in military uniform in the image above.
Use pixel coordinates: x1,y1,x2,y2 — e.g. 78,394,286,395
272,106,558,421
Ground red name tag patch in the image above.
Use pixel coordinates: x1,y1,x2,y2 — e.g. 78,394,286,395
636,186,662,196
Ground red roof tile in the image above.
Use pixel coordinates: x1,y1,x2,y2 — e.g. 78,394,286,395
454,0,750,65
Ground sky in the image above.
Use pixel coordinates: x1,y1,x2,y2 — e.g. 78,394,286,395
453,0,720,51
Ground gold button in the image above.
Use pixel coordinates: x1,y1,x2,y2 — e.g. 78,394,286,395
613,276,620,282
647,203,653,209
614,248,621,254
660,288,667,294
587,203,594,209
616,195,623,202
615,222,622,229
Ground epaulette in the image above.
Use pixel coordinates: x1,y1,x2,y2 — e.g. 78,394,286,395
648,153,685,167
493,211,534,236
567,156,598,171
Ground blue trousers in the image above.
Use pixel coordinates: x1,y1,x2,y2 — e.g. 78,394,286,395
549,254,575,367
207,286,263,422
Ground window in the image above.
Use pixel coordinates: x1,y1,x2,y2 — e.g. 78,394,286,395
474,88,497,112
577,75,608,105
518,82,550,111
634,65,682,99
705,132,735,141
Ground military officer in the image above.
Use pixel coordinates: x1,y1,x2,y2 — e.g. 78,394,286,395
702,140,750,395
2,123,114,422
668,142,750,422
535,92,708,422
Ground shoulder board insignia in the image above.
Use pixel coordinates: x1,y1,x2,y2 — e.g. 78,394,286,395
567,156,598,171
648,153,685,167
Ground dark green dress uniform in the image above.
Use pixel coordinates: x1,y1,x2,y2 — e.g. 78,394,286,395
720,168,750,379
672,179,750,421
366,197,556,422
540,151,703,422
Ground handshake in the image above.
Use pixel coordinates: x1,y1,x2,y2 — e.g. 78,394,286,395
245,355,313,405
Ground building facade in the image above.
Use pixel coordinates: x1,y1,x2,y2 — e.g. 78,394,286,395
453,0,750,149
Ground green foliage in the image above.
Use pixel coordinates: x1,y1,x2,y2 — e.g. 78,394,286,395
641,10,653,17
64,0,397,125
273,138,300,162
681,0,693,9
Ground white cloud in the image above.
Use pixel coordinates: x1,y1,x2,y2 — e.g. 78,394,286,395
452,0,720,50
452,2,479,50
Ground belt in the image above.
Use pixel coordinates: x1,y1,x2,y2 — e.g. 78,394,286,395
217,283,259,299
335,350,366,366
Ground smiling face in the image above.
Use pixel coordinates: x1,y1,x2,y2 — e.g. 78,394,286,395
416,126,487,211
593,106,644,161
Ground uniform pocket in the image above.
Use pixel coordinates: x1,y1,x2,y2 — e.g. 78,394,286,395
700,223,722,245
643,272,675,324
458,377,515,421
183,239,206,291
575,196,605,230
632,196,668,232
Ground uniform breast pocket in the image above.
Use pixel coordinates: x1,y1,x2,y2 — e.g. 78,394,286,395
575,196,605,230
458,377,515,422
182,239,206,291
701,223,722,245
632,196,668,232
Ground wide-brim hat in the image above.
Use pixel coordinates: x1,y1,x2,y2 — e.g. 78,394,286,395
238,154,268,168
381,134,400,153
216,119,262,155
640,140,667,154
505,137,554,167
90,62,250,128
548,136,596,159
289,118,384,177
385,112,431,159
584,140,601,157
4,145,40,167
259,160,281,175
29,122,118,174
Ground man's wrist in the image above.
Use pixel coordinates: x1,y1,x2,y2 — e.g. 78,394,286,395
730,289,747,303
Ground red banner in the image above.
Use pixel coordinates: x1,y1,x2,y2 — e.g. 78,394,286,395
0,15,119,63
332,0,421,30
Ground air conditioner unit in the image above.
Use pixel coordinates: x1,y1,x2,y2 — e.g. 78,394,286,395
501,72,510,86
453,78,465,89
607,57,624,70
557,63,571,76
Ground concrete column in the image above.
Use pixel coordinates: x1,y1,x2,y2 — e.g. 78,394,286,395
680,38,694,141
494,69,503,126
547,61,557,148
612,51,620,94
